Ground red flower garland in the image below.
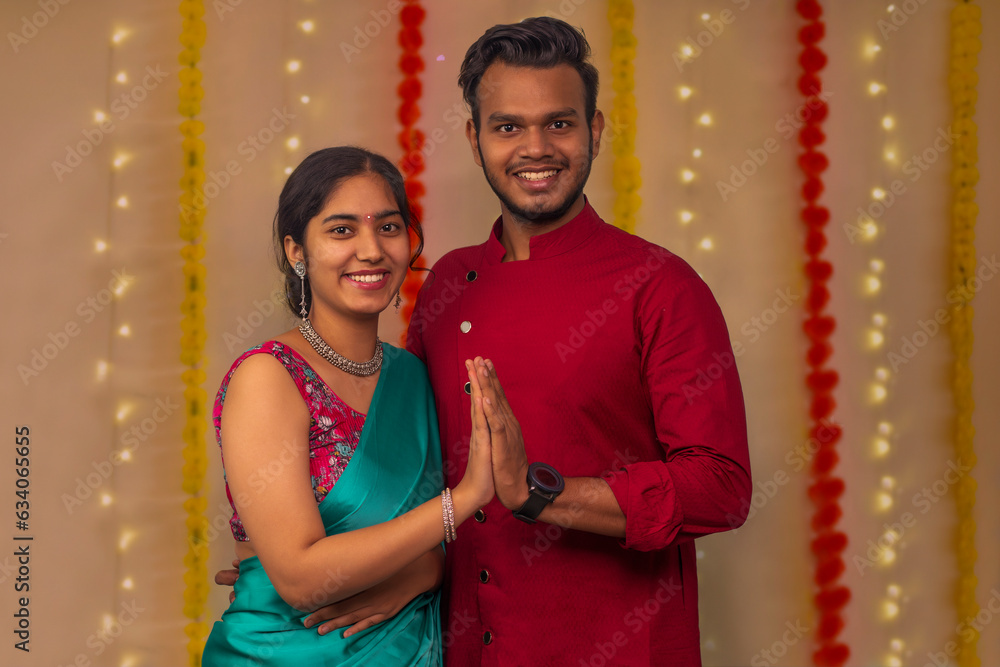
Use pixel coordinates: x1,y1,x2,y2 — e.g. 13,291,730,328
397,1,427,332
795,2,850,665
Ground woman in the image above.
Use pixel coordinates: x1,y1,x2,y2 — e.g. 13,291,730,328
202,147,494,665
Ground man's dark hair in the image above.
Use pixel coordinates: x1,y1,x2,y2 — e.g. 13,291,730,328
458,16,599,132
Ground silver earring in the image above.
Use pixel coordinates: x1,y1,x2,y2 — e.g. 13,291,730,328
394,292,402,313
294,261,308,320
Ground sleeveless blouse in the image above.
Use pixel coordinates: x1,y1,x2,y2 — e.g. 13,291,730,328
213,340,366,541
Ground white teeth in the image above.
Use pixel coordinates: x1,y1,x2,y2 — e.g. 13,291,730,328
347,273,386,283
516,170,558,181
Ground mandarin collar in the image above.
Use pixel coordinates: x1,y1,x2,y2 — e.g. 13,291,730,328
484,199,603,264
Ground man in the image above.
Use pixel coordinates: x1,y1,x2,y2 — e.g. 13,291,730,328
405,16,751,666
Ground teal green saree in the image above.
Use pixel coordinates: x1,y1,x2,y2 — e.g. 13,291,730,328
203,345,443,666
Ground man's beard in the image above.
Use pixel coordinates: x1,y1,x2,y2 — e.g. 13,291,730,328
479,139,594,226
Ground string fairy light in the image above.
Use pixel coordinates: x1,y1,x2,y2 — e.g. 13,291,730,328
858,9,905,664
672,9,724,261
94,18,141,663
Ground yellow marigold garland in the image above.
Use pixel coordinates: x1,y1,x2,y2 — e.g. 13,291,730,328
948,2,980,665
608,0,641,233
178,1,209,664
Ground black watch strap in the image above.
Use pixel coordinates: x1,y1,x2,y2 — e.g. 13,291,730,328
513,493,552,524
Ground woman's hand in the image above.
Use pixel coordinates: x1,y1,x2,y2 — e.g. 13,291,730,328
453,359,494,511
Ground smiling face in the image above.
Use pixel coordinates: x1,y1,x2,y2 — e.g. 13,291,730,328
285,173,411,322
467,63,603,229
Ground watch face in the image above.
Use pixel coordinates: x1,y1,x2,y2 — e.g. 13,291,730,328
535,467,560,489
530,462,564,494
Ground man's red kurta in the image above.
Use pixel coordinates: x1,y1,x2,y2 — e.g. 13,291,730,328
407,202,751,666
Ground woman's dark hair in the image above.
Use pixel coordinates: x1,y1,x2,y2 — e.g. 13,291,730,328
458,16,599,132
273,146,424,317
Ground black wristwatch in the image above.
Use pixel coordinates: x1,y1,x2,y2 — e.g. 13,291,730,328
512,462,565,524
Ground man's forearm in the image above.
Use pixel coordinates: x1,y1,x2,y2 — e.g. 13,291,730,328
534,476,625,538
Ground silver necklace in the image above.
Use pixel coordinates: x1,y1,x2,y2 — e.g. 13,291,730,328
298,318,382,377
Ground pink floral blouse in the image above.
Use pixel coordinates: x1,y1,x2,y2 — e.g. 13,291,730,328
213,340,365,541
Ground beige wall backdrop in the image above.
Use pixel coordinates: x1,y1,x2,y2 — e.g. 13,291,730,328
1,1,998,665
